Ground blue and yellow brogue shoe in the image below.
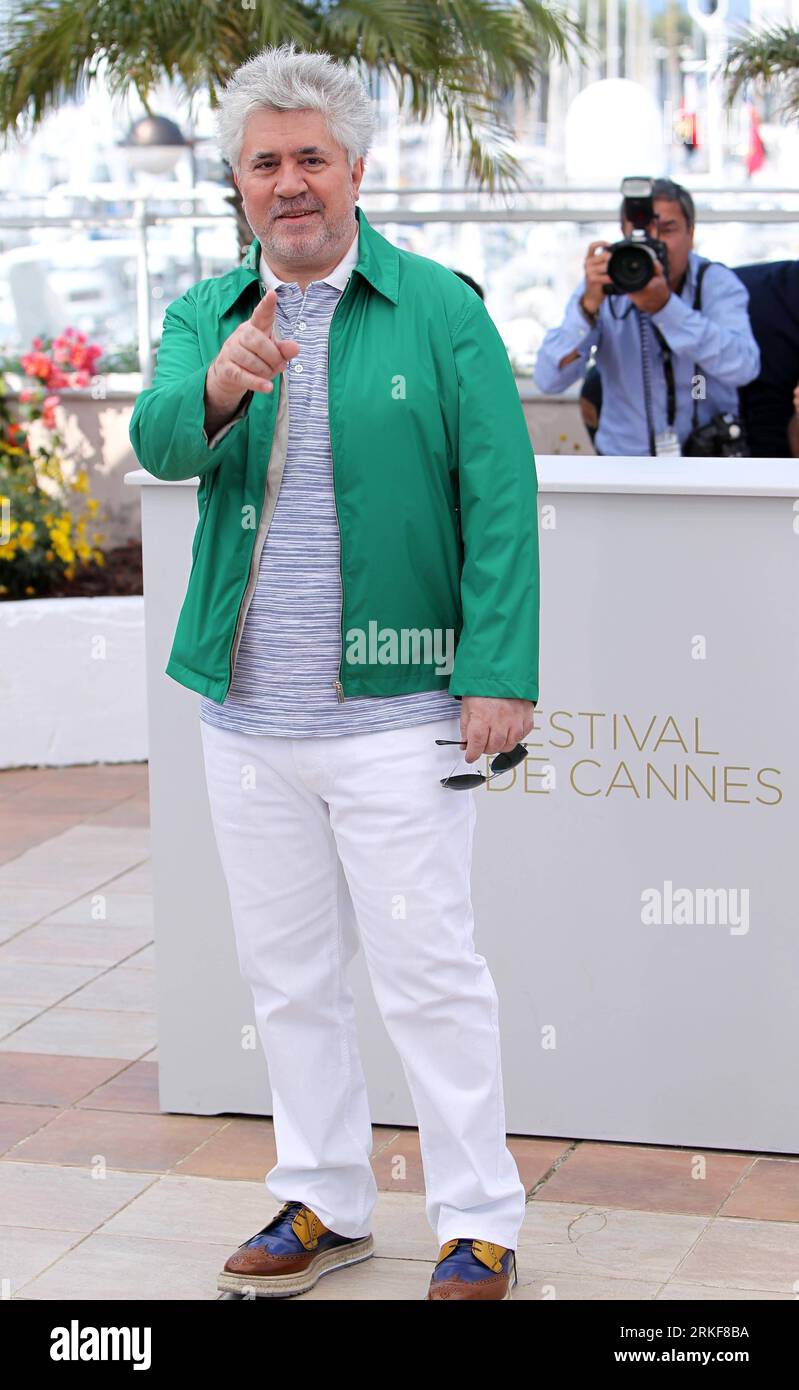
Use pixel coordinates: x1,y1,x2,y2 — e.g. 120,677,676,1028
426,1238,518,1300
217,1199,374,1297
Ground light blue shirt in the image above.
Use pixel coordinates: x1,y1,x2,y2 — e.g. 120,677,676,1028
534,252,760,456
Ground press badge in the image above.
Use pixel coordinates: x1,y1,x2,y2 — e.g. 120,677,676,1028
654,429,681,458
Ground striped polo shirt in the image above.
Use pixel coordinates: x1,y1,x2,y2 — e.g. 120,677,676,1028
198,223,463,738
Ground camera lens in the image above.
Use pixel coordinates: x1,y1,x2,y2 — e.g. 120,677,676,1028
607,243,656,294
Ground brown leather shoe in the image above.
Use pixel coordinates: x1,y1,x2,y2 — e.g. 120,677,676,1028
425,1238,518,1299
217,1199,374,1298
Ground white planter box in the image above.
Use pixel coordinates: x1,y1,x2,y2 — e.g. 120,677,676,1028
0,595,147,768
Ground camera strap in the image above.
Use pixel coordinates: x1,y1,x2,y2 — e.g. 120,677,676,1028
648,258,711,432
689,259,710,432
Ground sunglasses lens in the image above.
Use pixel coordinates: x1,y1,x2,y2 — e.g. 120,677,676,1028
441,773,486,790
490,744,529,774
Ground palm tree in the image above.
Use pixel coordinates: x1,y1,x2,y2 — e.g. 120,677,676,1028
0,0,581,253
722,23,799,115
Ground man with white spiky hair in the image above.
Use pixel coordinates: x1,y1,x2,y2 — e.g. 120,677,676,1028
130,41,540,1302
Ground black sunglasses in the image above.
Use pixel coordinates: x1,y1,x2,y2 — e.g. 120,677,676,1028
435,740,531,790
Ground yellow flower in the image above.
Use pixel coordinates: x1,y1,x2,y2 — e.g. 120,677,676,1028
24,585,35,595
71,470,90,494
92,549,105,566
86,498,100,516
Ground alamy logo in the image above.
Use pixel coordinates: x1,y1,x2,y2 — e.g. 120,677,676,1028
50,1321,151,1370
345,622,455,675
641,880,749,936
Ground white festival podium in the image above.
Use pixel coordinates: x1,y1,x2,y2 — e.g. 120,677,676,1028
125,456,799,1153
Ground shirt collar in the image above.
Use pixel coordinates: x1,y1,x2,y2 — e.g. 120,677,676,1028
218,206,399,320
259,223,360,292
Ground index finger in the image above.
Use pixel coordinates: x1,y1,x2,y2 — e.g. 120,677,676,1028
586,241,611,256
250,287,278,335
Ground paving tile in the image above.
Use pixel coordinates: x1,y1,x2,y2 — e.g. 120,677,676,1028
44,891,153,930
0,826,150,889
0,814,80,863
0,923,152,968
0,886,83,924
369,1189,444,1259
0,1053,130,1106
674,1217,799,1293
65,966,156,1013
513,1270,662,1299
8,767,147,810
0,1102,62,1154
0,960,104,1007
176,1118,421,1185
19,1231,231,1301
657,1281,793,1301
173,1117,277,1181
0,862,130,895
76,1061,160,1114
0,1159,156,1232
369,1126,403,1153
0,1226,84,1297
106,863,153,894
0,1003,43,1037
117,944,155,971
84,800,151,829
370,1126,425,1193
101,1172,277,1245
9,1107,227,1172
509,1136,575,1192
718,1158,799,1222
515,1199,710,1283
0,922,26,944
0,769,46,797
102,1176,432,1262
533,1142,753,1216
0,1007,157,1060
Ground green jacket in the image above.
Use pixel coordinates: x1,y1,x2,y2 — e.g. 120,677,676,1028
129,204,540,706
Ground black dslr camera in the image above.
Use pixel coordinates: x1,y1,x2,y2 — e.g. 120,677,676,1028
603,176,669,296
683,412,751,458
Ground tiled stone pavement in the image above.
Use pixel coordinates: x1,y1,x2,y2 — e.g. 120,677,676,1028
0,763,797,1301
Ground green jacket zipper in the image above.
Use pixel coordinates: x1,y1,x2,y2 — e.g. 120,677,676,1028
228,284,289,688
327,273,356,704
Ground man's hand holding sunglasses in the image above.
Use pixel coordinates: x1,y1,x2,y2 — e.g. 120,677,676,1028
436,696,537,790
460,695,536,764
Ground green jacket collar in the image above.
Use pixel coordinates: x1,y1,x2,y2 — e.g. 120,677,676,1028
216,203,399,318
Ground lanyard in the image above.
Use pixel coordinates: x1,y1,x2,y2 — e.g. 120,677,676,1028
650,323,676,427
647,264,709,433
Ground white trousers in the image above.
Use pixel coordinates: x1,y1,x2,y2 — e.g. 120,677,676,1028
199,712,526,1249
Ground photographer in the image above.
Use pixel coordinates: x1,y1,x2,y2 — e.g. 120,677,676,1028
534,179,760,457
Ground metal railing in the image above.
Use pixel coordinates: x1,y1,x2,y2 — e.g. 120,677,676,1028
1,189,798,383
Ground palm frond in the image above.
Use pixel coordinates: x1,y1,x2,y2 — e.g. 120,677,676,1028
0,0,581,190
722,22,799,115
